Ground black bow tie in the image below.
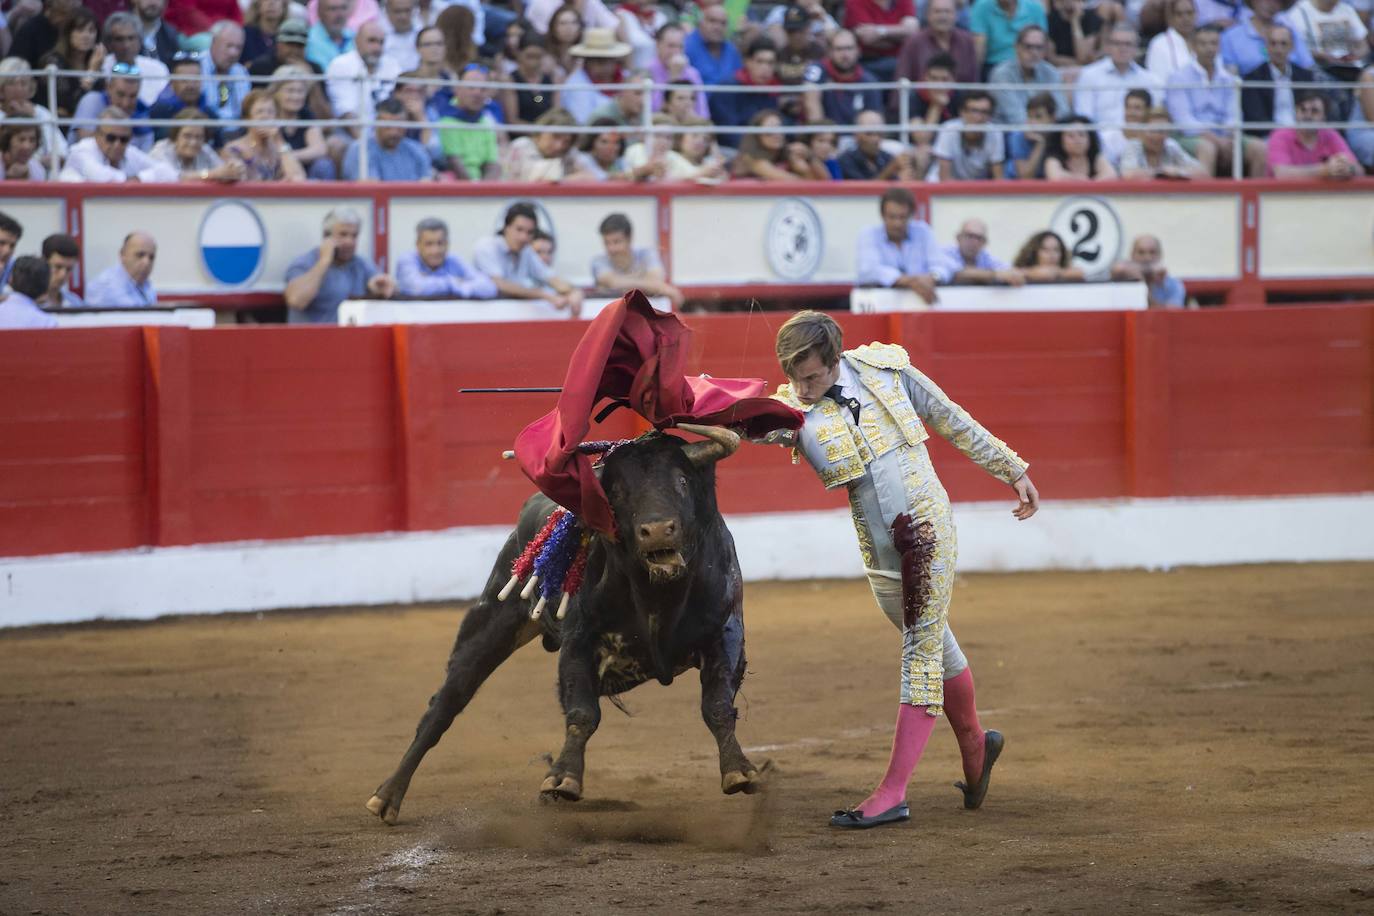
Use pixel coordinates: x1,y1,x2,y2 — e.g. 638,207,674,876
826,384,861,423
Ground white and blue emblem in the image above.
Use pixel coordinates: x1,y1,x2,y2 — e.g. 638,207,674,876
199,200,267,287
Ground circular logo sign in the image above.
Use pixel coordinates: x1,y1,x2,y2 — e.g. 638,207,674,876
765,197,823,282
198,199,267,287
1049,196,1123,281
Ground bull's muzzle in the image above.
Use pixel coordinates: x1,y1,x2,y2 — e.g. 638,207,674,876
638,518,686,583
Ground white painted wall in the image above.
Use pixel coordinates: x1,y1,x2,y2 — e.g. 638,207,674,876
3,494,1371,628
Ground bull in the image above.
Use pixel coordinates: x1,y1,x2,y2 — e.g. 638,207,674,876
366,424,763,824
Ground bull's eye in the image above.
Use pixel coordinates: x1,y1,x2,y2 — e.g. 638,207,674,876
674,472,688,495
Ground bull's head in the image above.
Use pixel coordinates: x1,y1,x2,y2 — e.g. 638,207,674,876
600,425,739,584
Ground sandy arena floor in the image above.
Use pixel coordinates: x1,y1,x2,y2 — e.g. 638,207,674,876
2,563,1372,915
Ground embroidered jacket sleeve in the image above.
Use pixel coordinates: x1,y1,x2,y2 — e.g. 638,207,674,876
899,363,1028,484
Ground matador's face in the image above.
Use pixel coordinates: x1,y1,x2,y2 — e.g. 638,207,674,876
787,351,840,406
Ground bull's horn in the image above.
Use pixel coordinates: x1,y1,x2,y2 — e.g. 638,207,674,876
676,423,740,467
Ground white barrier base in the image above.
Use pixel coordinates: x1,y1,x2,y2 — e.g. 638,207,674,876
2,493,1371,628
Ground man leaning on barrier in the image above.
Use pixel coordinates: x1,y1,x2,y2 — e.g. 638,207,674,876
394,217,497,300
856,187,949,306
86,232,158,307
284,208,396,324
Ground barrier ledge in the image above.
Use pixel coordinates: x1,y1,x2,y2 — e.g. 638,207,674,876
3,493,1371,627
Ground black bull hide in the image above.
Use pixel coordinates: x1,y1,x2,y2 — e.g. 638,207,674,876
367,429,763,824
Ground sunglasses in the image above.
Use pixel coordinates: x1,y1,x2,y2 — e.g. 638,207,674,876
100,132,132,144
170,50,202,63
110,61,142,76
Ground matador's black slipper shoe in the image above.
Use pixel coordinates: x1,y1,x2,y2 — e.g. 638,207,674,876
954,729,1004,810
829,803,910,829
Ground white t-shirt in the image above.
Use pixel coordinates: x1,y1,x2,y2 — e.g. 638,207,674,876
525,0,619,33
1291,0,1370,60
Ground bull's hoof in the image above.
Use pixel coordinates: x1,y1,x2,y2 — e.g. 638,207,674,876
366,793,402,825
721,768,762,795
540,774,583,801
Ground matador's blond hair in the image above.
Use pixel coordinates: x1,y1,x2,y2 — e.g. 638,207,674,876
775,310,843,378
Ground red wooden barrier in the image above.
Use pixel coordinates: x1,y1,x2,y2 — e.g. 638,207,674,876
1,306,1371,559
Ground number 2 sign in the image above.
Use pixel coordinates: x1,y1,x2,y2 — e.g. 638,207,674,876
1049,197,1124,281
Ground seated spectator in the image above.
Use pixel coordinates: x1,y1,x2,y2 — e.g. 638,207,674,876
133,0,182,67
1291,0,1370,79
845,0,917,81
149,53,212,142
59,107,153,181
970,0,1049,71
1146,0,1197,80
614,0,668,72
342,96,433,180
501,107,584,181
381,0,419,72
767,0,839,48
395,216,497,299
1044,114,1119,178
989,24,1067,125
198,21,251,122
0,57,68,166
100,11,168,107
140,108,243,182
1012,229,1084,281
10,0,73,70
392,73,438,152
434,0,484,58
0,122,45,180
673,114,730,181
839,109,919,179
37,233,83,308
1120,106,1208,178
663,84,706,122
307,0,354,70
472,201,584,315
0,210,18,286
221,89,307,181
591,212,684,308
531,228,556,268
1222,0,1315,74
589,68,648,128
716,37,784,143
1167,23,1267,176
526,0,616,36
1047,0,1106,69
895,0,978,103
72,67,152,150
1006,90,1057,177
1074,25,1162,127
284,208,396,324
327,19,400,137
1348,65,1374,170
1111,234,1188,308
0,256,56,329
437,64,502,180
1101,86,1152,165
501,32,556,126
684,2,743,93
856,187,949,304
545,5,585,81
1266,89,1361,177
803,29,882,125
909,53,960,126
86,231,158,306
242,0,286,65
411,24,457,110
622,114,692,181
36,7,103,118
731,108,828,179
942,218,1024,285
1241,25,1316,137
573,119,627,179
273,65,333,179
776,7,827,120
248,19,334,122
808,119,842,178
562,28,632,125
934,90,1006,180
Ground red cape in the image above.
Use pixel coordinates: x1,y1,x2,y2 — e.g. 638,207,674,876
513,292,803,536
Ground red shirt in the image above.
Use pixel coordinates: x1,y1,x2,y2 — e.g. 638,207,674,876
165,0,244,37
844,0,917,58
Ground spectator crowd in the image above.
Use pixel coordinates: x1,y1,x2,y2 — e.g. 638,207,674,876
0,0,1370,185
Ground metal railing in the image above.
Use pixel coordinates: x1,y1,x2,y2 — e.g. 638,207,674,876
3,64,1369,181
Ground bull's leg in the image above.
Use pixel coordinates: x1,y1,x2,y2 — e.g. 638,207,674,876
366,585,541,825
540,645,601,801
700,611,761,795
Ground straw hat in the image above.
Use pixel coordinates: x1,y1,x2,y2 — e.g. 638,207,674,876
570,28,632,59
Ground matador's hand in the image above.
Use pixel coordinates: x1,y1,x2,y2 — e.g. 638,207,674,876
1012,473,1039,520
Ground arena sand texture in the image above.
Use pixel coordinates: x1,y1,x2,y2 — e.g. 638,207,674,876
2,563,1372,915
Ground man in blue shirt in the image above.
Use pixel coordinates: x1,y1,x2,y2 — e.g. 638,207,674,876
855,187,951,305
686,2,744,123
941,219,1025,285
1220,0,1314,73
307,0,356,70
199,22,252,122
0,257,58,329
342,98,434,181
284,208,396,324
86,232,158,306
38,234,84,308
969,0,1047,71
395,217,497,299
1112,234,1187,308
472,202,583,316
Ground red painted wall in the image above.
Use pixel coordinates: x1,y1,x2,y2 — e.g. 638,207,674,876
1,306,1370,559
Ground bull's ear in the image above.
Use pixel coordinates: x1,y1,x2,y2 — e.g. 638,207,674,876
676,424,740,468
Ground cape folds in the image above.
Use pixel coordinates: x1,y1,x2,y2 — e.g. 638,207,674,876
512,292,804,536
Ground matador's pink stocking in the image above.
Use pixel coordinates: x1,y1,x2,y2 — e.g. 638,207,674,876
856,703,938,816
943,667,985,785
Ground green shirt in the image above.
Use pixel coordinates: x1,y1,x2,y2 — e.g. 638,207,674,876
968,0,1048,68
438,112,500,179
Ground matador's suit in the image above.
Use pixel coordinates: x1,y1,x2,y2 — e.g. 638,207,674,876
773,343,1028,715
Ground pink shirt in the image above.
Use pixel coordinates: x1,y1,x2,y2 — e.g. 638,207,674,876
1265,128,1355,176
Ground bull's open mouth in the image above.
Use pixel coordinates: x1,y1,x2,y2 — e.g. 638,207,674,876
641,549,686,581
